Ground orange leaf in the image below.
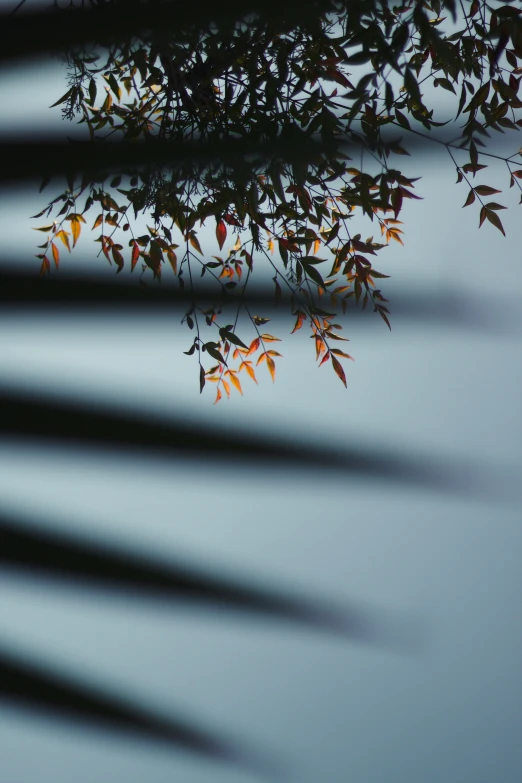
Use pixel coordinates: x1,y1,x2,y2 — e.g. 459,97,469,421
266,355,276,382
222,378,231,398
216,219,227,250
167,248,177,274
257,351,267,365
260,333,281,342
70,217,81,247
92,214,103,229
248,338,260,356
51,242,59,269
39,255,51,276
240,361,258,384
226,371,243,396
189,233,203,254
131,242,140,272
55,229,70,252
315,335,326,361
214,387,222,405
331,355,347,387
291,311,306,333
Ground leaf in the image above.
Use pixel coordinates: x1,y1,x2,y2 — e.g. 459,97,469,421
131,242,140,272
331,355,347,388
260,334,281,342
226,371,243,396
205,343,227,366
49,87,72,108
33,224,54,233
216,219,227,250
39,256,51,276
486,210,506,236
266,356,276,383
331,349,354,360
315,335,326,361
239,362,258,384
463,189,475,207
189,233,203,255
247,338,260,356
92,214,103,230
167,248,177,274
219,329,248,350
199,365,205,394
51,242,59,269
291,311,306,334
319,351,330,366
395,109,411,130
474,185,501,196
112,246,124,272
214,386,222,405
69,216,81,247
55,230,71,252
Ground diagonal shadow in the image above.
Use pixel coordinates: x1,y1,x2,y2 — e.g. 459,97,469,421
0,384,481,495
0,511,385,642
0,646,275,776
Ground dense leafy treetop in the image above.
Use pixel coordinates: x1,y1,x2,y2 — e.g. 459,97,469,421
29,0,522,400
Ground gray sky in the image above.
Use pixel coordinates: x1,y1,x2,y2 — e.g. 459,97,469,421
0,5,521,782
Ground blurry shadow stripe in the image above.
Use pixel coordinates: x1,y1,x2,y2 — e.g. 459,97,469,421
0,647,266,772
0,385,477,494
0,0,376,63
0,269,509,331
0,512,382,641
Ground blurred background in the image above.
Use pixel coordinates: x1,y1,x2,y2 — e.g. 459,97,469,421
1,2,521,782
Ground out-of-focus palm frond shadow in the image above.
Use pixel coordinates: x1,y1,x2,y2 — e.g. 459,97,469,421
0,267,516,334
0,383,491,495
1,646,271,776
0,0,378,64
0,133,468,186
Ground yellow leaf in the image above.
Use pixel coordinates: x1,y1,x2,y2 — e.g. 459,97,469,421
55,230,71,252
70,217,81,247
222,378,231,398
260,333,281,342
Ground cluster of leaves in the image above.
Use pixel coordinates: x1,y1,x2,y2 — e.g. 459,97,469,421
33,0,522,401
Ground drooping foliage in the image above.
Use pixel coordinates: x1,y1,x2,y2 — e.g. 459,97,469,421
29,0,522,400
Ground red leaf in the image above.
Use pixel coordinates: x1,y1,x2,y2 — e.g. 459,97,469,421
131,242,140,272
216,219,227,250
